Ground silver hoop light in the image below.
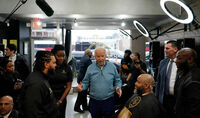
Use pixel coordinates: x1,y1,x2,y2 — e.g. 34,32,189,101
160,0,194,24
133,20,149,37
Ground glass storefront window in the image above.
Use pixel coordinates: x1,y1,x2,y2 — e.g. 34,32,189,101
71,30,131,71
34,40,56,59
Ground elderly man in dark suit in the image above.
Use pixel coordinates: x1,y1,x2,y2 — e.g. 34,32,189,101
155,40,179,118
74,49,93,113
0,96,19,118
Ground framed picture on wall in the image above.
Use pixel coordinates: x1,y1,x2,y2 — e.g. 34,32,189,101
2,39,7,49
23,41,28,55
10,39,17,47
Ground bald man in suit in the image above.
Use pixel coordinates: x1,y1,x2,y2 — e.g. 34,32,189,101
0,96,19,118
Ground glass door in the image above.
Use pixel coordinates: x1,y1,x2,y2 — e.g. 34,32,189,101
31,39,56,71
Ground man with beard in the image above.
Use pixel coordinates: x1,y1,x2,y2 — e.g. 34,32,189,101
117,74,165,118
23,51,58,118
175,48,200,118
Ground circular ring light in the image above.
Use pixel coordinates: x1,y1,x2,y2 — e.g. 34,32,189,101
133,20,149,37
160,0,194,24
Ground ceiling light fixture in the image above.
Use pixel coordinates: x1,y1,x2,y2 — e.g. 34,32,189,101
160,0,194,24
7,22,10,27
121,20,126,27
133,20,149,37
74,19,78,27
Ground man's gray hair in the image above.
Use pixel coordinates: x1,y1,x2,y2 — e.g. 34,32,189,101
94,47,106,56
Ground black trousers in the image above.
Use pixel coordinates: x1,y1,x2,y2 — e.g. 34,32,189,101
163,94,176,118
74,90,88,110
58,98,67,118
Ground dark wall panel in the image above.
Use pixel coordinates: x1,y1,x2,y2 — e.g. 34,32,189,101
150,41,163,68
0,20,19,40
19,21,31,68
0,20,19,52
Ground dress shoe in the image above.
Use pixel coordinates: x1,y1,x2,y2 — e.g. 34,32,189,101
74,108,84,113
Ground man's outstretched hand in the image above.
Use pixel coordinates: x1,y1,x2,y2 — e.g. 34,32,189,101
77,82,82,92
116,88,122,97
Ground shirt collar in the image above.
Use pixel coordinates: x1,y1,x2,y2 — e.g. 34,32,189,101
170,58,176,62
95,61,107,68
9,54,16,64
3,110,12,118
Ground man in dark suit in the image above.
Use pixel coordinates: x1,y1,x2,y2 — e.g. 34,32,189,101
74,49,92,113
0,96,19,118
5,44,30,81
155,40,179,118
175,48,200,118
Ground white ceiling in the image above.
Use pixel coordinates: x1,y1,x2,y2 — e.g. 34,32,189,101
0,0,196,30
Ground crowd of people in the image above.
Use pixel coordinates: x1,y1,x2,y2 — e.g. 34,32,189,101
0,41,200,118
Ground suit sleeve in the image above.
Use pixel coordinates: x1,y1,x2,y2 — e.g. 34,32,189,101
183,82,200,118
155,60,162,97
141,62,147,72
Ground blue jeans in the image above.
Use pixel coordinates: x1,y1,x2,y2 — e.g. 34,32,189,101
89,97,115,118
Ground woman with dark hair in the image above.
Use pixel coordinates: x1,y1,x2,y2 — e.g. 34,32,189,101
120,49,132,84
50,45,73,118
0,58,23,109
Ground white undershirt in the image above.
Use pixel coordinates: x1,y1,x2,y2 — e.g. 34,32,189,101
166,58,177,95
3,110,11,118
9,54,16,64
